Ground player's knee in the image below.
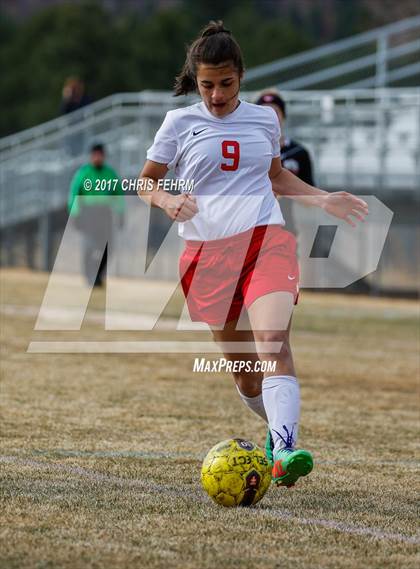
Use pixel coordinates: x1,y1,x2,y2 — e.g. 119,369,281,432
255,331,290,361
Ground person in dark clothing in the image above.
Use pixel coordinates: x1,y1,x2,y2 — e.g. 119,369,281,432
256,91,315,234
60,77,93,114
60,77,93,156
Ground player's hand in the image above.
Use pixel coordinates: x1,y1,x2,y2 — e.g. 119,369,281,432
163,194,199,222
321,191,368,227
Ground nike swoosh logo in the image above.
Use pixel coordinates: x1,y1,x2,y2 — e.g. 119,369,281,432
192,128,207,136
287,275,296,280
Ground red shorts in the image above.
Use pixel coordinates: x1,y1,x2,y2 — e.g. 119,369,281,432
179,225,299,326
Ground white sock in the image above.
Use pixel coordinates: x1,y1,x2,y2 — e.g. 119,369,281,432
262,375,300,452
235,385,268,422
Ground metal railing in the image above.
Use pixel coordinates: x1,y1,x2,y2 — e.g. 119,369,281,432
0,91,194,157
242,15,420,89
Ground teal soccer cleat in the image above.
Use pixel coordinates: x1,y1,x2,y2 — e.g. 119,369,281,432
267,426,313,487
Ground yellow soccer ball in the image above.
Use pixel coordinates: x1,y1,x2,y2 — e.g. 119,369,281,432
201,438,272,507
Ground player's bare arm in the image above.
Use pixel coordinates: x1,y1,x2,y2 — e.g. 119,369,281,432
138,159,198,222
269,156,369,227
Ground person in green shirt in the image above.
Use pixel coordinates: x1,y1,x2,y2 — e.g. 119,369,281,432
68,143,125,287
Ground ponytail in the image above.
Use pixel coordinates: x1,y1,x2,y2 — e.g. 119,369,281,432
174,60,196,95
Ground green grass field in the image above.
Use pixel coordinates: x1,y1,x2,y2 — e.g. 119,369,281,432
1,268,419,569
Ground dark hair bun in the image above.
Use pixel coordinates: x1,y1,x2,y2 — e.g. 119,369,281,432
201,20,231,38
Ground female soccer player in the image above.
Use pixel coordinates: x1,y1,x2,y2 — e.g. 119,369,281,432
138,21,368,487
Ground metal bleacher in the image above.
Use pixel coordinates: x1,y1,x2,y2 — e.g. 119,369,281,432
0,16,419,293
1,88,419,225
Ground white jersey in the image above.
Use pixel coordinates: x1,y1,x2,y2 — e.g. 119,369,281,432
146,100,284,241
